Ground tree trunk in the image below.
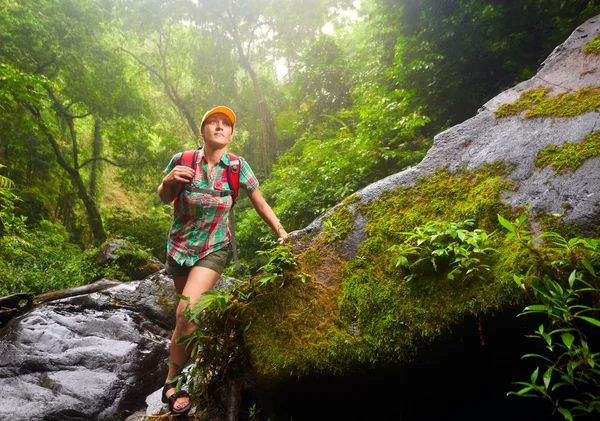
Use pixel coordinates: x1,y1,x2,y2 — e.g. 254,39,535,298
28,106,107,246
89,118,103,202
48,133,107,245
225,378,243,421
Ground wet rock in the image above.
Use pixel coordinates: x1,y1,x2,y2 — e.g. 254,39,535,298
0,271,177,421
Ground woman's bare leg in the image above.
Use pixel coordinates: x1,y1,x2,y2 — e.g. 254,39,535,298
165,266,220,411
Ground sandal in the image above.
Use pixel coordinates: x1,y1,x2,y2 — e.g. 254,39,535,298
162,381,192,416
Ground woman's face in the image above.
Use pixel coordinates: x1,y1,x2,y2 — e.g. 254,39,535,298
201,113,233,146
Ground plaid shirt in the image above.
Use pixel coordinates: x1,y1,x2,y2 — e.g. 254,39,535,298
164,150,259,266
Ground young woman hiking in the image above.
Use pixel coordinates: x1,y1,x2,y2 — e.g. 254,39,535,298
157,106,289,415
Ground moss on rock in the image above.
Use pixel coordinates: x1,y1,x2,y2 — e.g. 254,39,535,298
496,87,600,118
322,205,354,245
244,163,532,379
535,130,600,173
584,33,600,55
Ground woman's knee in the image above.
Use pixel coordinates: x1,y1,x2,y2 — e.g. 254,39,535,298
174,301,196,332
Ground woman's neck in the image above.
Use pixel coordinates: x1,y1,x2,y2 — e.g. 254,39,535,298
203,144,227,165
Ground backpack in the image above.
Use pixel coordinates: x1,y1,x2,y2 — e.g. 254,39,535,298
174,149,241,270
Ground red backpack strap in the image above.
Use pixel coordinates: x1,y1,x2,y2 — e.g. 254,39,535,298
173,149,199,209
226,153,241,270
180,149,198,168
226,152,240,203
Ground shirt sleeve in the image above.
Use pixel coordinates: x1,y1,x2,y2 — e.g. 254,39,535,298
239,157,259,193
164,152,183,176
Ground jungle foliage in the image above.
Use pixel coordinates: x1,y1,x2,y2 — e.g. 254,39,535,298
1,0,596,286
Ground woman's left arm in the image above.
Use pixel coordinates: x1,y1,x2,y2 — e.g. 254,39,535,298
247,188,289,242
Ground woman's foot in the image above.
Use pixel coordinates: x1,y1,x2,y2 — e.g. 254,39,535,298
162,382,192,415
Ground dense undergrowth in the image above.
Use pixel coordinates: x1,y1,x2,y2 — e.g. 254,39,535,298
0,172,160,297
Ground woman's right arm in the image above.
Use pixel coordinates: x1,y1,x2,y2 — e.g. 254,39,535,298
157,165,195,204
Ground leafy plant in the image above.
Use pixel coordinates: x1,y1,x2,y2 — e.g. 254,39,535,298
104,207,171,261
0,164,15,189
171,241,300,417
509,271,600,420
388,219,497,283
501,212,600,420
255,240,299,287
0,219,101,296
0,170,25,237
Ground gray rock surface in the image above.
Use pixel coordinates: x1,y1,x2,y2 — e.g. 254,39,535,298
0,271,177,421
292,16,600,259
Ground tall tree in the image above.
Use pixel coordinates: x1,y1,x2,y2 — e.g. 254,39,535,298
118,0,240,148
0,0,151,244
191,0,355,174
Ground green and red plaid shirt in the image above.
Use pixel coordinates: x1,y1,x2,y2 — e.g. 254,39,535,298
164,150,259,266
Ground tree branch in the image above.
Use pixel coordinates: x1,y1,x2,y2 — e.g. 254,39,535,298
79,156,123,168
117,46,165,84
45,87,80,170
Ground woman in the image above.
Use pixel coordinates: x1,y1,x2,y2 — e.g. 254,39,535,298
157,106,289,415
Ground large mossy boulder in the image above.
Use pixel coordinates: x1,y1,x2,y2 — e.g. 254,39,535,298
243,16,600,386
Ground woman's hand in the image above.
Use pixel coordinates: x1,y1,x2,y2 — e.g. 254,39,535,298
279,229,301,246
158,165,196,204
163,165,195,186
278,230,289,246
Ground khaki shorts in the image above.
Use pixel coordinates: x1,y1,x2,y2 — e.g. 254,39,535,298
165,246,229,277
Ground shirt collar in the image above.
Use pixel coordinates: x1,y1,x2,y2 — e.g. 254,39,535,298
197,148,230,166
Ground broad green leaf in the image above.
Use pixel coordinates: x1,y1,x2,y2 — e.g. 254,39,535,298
498,214,516,232
394,256,409,267
567,270,577,288
525,305,549,312
582,260,596,277
193,289,226,314
551,382,568,391
511,386,533,396
522,354,552,363
543,366,553,390
561,332,575,349
530,367,539,384
513,275,525,288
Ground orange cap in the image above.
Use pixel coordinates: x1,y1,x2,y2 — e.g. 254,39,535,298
200,106,236,131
